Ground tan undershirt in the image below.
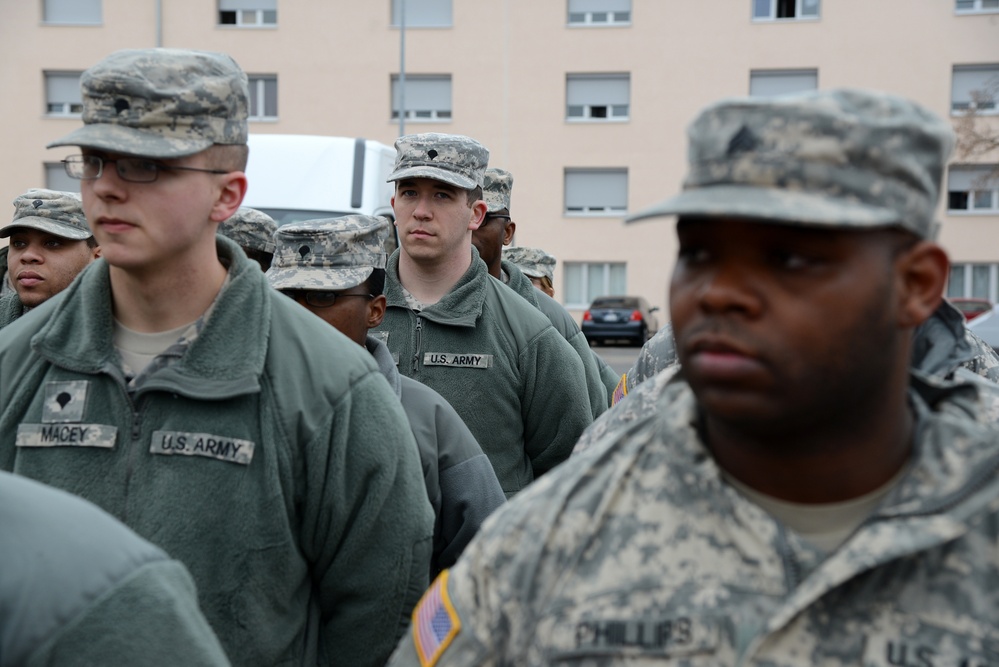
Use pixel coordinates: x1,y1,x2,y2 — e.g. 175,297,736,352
725,466,908,552
113,319,195,377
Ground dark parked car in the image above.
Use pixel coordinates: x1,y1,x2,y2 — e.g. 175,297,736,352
949,297,993,322
581,296,659,347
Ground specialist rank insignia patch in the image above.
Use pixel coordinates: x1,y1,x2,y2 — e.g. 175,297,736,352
42,380,90,423
413,570,461,667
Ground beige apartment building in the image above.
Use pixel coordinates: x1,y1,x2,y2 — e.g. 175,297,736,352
1,0,997,319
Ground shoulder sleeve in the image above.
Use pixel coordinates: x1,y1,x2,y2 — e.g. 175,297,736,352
519,327,593,477
300,370,435,666
26,560,231,667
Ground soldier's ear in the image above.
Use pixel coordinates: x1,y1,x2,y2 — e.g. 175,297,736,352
503,221,516,246
209,172,247,223
367,294,387,329
895,240,947,329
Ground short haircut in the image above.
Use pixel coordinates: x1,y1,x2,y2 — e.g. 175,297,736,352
205,143,249,172
466,186,483,207
364,268,387,297
85,236,99,249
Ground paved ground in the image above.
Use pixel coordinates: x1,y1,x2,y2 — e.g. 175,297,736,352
592,342,642,376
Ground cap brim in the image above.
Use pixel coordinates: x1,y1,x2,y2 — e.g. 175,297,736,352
0,218,92,240
626,185,902,230
266,266,375,291
387,166,477,190
47,123,213,159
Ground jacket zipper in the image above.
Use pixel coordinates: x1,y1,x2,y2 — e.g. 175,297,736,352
412,315,423,375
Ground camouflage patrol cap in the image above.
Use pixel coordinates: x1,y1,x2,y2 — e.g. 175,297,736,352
483,168,514,213
387,133,489,190
1,189,91,241
219,207,277,255
503,246,556,282
266,215,391,291
627,88,955,238
47,48,248,159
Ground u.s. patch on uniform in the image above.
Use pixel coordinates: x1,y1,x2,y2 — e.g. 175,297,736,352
612,374,628,406
413,570,461,667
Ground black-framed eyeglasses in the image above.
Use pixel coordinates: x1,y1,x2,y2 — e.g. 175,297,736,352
62,155,228,183
280,289,374,309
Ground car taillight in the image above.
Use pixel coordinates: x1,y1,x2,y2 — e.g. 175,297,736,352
583,310,592,321
630,310,642,321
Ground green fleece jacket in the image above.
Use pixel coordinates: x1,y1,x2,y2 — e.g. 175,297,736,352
0,239,434,667
0,291,24,330
375,248,593,497
500,259,609,416
0,471,229,666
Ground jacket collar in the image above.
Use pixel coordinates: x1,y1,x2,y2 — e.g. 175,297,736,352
31,236,270,397
366,335,402,399
500,259,540,308
384,246,487,327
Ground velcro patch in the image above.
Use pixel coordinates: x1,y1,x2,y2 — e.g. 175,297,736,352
43,380,89,423
17,423,118,449
423,353,493,369
150,430,254,466
413,570,461,667
560,615,720,659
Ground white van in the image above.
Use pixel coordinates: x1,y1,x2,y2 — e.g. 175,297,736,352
243,134,397,226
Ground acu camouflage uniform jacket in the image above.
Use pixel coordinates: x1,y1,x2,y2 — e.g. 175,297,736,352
390,372,999,666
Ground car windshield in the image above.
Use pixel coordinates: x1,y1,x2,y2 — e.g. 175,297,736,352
592,297,636,309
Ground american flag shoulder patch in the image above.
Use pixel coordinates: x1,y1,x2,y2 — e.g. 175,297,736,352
612,373,628,405
413,570,462,667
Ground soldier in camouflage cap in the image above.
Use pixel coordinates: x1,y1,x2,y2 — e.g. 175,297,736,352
389,89,999,666
267,215,389,292
218,206,277,271
472,168,609,420
376,134,595,498
266,214,506,576
0,48,433,666
0,189,100,327
502,246,556,296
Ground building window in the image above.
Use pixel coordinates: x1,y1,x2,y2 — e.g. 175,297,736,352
752,0,820,20
45,163,80,193
43,0,102,24
956,0,999,13
948,165,999,213
565,262,627,308
248,75,278,120
951,65,998,113
218,0,277,26
45,72,83,116
391,75,452,122
948,263,999,301
566,74,630,121
391,0,452,27
564,169,628,215
749,69,818,97
567,0,631,26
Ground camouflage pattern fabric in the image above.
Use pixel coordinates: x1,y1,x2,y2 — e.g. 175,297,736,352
390,373,999,666
266,215,390,291
2,189,91,241
47,48,248,158
502,246,556,283
387,133,489,190
614,321,677,404
124,273,230,391
219,207,277,255
626,89,955,240
483,168,513,213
